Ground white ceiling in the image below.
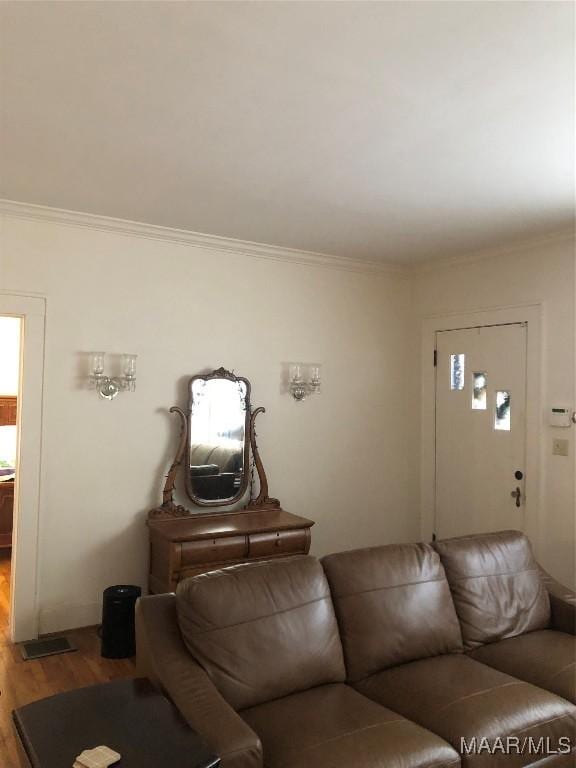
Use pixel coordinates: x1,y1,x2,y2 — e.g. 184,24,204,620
0,1,573,264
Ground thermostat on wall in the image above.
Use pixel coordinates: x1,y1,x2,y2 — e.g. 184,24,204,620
549,407,573,428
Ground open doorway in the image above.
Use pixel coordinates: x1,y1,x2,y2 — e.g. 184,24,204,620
0,316,21,641
0,293,45,642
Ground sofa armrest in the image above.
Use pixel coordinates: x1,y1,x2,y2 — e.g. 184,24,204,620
539,568,576,635
136,594,263,768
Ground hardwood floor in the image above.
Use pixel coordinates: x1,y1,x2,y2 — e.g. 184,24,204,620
0,551,136,767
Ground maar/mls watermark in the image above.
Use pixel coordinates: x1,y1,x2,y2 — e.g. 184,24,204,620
460,736,573,757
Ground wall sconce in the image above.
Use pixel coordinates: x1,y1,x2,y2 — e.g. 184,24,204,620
288,363,322,402
89,351,137,400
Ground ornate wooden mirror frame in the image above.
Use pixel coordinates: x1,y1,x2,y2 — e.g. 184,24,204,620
150,367,281,520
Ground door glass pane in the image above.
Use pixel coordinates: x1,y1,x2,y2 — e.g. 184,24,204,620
495,390,511,431
450,354,465,391
472,372,487,410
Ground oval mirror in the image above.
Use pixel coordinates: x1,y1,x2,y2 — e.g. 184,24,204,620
186,369,251,506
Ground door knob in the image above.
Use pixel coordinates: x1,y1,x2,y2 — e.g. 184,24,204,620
510,487,522,507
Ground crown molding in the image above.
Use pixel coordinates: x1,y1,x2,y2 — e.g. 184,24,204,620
0,199,409,278
412,227,575,274
3,199,570,277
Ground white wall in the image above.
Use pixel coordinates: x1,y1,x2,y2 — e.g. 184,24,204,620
414,235,576,588
0,315,20,395
1,209,573,635
0,214,419,633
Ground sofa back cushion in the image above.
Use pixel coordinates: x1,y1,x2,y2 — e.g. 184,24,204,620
322,543,463,681
434,530,550,650
176,556,346,710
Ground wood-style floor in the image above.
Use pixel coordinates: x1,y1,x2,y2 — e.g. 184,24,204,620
0,551,136,767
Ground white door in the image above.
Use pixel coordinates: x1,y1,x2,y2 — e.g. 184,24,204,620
435,323,527,540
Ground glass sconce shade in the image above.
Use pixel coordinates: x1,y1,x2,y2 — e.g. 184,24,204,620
122,353,137,392
309,365,321,393
90,351,106,377
289,364,303,383
122,354,137,378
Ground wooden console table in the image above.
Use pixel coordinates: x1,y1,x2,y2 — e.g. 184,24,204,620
148,508,314,594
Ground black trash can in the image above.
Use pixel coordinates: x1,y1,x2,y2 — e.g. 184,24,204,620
101,585,141,659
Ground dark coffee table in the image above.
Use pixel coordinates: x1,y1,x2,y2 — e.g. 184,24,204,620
12,677,220,768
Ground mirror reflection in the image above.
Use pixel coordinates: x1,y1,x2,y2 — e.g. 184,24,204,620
188,375,249,504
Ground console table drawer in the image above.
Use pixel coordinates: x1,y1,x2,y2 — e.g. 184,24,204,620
148,509,314,593
181,536,247,566
248,529,308,558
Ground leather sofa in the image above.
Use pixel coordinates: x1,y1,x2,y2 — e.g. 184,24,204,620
136,530,576,768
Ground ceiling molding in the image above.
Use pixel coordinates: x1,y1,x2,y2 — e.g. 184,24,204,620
0,199,409,278
2,200,571,277
412,228,575,274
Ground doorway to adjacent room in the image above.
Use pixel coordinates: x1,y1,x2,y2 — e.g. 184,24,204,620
0,316,21,640
0,294,45,642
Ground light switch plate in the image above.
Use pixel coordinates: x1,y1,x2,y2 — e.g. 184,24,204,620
552,438,569,457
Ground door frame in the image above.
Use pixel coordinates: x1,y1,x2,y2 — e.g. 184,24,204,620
420,303,543,554
0,292,46,642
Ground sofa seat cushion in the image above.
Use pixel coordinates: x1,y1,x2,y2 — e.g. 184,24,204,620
434,531,551,650
354,654,576,767
176,556,345,710
322,543,462,681
241,683,461,768
468,630,576,704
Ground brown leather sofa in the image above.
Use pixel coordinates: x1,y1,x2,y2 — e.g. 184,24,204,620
136,530,576,768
